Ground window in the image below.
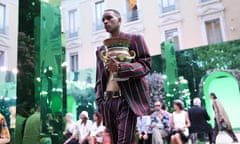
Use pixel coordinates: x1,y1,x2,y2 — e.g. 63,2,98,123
0,4,6,34
165,29,180,50
126,0,139,22
0,50,5,67
68,9,78,38
205,19,223,44
201,0,211,3
70,53,78,72
95,0,104,31
161,0,176,13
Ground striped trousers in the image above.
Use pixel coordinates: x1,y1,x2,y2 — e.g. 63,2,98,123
103,96,137,144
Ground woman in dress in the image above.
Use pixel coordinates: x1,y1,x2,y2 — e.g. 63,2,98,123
170,99,191,144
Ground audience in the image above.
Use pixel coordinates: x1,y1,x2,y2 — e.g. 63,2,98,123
151,100,170,144
63,113,78,144
170,99,191,144
188,98,213,144
77,111,92,144
136,115,151,144
22,104,40,144
88,112,105,144
0,113,10,144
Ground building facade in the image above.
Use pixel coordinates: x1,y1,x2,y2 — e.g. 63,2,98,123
0,0,18,82
61,0,240,73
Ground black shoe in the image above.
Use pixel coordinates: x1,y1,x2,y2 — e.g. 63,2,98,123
232,140,239,143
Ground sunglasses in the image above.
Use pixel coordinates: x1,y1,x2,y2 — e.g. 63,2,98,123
154,105,161,107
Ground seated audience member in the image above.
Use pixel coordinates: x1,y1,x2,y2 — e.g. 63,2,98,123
88,112,105,144
102,129,111,144
77,111,92,144
0,113,10,144
137,115,151,144
9,106,16,144
170,100,191,144
43,113,54,134
151,101,170,144
188,98,213,144
22,104,41,144
63,113,78,144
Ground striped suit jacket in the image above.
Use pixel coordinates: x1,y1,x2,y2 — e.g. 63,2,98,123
95,32,152,116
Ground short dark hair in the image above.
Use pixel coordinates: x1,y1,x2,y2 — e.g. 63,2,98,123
210,92,217,99
161,103,167,110
104,9,121,17
173,99,184,110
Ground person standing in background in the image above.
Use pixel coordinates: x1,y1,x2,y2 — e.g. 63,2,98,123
210,93,238,143
188,98,213,144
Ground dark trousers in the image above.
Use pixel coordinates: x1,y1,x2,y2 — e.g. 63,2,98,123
138,133,152,144
103,96,137,144
212,119,238,143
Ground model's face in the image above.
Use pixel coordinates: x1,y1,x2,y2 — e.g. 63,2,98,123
173,104,179,111
102,11,121,33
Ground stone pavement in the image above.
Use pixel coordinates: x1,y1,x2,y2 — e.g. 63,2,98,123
215,131,240,144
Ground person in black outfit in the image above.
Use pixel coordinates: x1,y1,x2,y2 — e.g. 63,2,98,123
188,98,213,144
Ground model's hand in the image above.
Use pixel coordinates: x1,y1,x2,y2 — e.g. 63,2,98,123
105,57,119,72
138,134,142,139
143,134,148,140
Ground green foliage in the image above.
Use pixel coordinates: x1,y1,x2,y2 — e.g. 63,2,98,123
194,40,240,70
176,39,240,100
145,72,164,105
17,32,36,105
19,0,40,36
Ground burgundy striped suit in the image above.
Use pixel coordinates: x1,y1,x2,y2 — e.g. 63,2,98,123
95,32,151,144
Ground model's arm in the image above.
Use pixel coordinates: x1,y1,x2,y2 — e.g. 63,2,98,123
118,35,151,79
95,47,105,114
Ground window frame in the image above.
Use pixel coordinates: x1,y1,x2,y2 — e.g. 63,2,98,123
94,0,105,31
0,50,5,67
69,52,79,72
205,18,223,44
0,3,6,34
200,12,226,45
126,0,139,22
160,0,176,13
200,0,211,3
164,28,180,50
68,9,78,38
